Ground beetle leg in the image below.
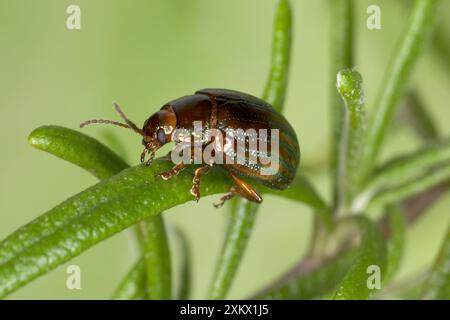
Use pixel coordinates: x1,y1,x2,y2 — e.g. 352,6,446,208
213,187,236,208
214,174,263,208
229,173,263,203
157,162,186,180
190,165,210,202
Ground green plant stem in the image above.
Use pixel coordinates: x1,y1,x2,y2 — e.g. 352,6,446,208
335,68,366,210
329,0,354,209
174,227,192,300
359,0,440,183
384,204,406,282
367,138,450,191
136,216,172,299
114,226,193,300
369,162,450,210
207,0,293,300
262,0,292,112
208,200,258,299
209,201,259,299
28,125,171,300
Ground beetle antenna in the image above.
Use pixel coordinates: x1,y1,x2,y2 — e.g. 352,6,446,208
113,102,144,136
79,119,131,130
79,103,144,137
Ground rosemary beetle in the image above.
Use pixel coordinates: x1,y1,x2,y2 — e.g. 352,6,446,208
81,89,300,207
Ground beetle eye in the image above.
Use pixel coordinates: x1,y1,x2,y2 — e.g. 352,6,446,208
156,128,166,144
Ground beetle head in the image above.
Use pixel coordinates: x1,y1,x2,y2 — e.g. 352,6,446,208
140,106,177,165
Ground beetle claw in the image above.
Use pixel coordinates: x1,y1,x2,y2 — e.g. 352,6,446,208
190,185,200,202
157,172,171,180
141,145,156,166
213,200,224,208
213,188,236,208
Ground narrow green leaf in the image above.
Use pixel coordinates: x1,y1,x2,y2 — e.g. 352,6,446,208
329,0,354,208
368,162,450,210
262,0,292,112
207,0,293,299
29,125,172,300
352,139,450,212
368,138,450,191
207,177,325,300
262,0,292,111
255,250,357,300
335,68,367,208
135,216,172,300
35,120,318,304
174,227,192,300
29,125,128,180
113,226,193,300
28,126,134,266
360,0,440,183
384,204,406,282
421,221,450,299
208,200,258,299
112,259,146,300
3,129,313,298
333,216,387,300
399,90,439,141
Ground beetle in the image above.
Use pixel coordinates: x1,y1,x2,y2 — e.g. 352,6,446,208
80,88,300,207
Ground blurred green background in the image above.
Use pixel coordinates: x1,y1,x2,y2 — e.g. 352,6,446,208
0,0,449,299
